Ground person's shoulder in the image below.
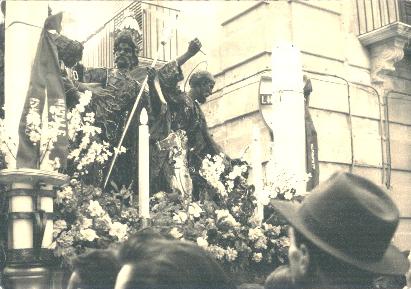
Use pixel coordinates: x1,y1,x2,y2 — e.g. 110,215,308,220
129,66,148,83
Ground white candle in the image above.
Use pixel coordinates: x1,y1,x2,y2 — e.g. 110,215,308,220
272,43,307,195
138,108,150,219
251,127,264,224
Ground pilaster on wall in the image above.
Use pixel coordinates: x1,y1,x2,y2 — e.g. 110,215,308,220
358,22,411,188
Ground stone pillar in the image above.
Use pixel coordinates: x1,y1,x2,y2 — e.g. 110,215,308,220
0,169,68,289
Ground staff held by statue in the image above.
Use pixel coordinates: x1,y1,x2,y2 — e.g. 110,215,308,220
103,16,178,189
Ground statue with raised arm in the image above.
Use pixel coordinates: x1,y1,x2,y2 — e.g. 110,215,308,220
148,38,225,200
67,27,147,190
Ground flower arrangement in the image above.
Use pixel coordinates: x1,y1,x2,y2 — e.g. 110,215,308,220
53,91,132,264
147,154,303,283
53,183,141,264
50,91,308,283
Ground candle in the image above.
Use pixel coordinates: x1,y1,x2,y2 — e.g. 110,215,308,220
271,43,306,195
251,127,264,224
138,108,150,219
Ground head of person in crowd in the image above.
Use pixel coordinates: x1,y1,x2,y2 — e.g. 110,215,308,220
373,274,406,289
115,238,236,289
189,70,215,104
270,172,410,289
237,283,264,289
118,227,166,264
264,265,295,289
67,248,120,289
373,250,410,289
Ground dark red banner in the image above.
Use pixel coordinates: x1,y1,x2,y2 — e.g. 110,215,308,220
16,13,68,170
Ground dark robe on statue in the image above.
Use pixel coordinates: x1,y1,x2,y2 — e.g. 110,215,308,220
78,67,147,189
149,60,222,197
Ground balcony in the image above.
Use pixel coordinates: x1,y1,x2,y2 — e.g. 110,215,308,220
355,0,411,46
82,1,180,69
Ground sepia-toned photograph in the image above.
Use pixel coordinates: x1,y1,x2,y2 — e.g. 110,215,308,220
0,1,410,288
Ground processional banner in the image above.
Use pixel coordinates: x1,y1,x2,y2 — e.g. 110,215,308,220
16,13,68,170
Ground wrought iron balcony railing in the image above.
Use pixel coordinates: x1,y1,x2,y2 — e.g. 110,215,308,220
355,0,411,35
82,1,180,68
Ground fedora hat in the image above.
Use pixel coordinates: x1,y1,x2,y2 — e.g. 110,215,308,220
270,172,409,275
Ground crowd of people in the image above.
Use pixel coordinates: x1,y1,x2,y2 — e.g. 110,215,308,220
66,172,410,289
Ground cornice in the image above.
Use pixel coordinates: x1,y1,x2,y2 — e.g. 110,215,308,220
358,22,411,47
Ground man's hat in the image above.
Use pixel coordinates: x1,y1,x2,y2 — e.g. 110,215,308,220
270,172,409,275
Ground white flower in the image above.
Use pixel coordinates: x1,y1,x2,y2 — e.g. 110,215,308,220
188,203,203,218
284,190,294,200
113,146,127,154
109,222,128,241
169,227,183,239
173,211,188,223
199,154,226,195
226,180,234,192
228,165,244,180
196,237,209,249
153,191,167,200
215,209,240,227
225,247,238,261
53,220,67,237
248,227,265,241
81,218,93,229
56,186,73,203
269,190,278,199
252,252,263,263
88,200,105,217
207,245,225,260
255,237,268,250
232,206,240,213
80,228,98,242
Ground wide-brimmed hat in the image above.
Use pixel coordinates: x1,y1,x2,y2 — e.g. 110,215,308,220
270,172,409,275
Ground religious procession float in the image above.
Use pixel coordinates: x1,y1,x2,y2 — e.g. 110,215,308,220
0,3,318,288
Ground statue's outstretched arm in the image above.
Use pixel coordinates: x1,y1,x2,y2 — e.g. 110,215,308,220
176,38,202,67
